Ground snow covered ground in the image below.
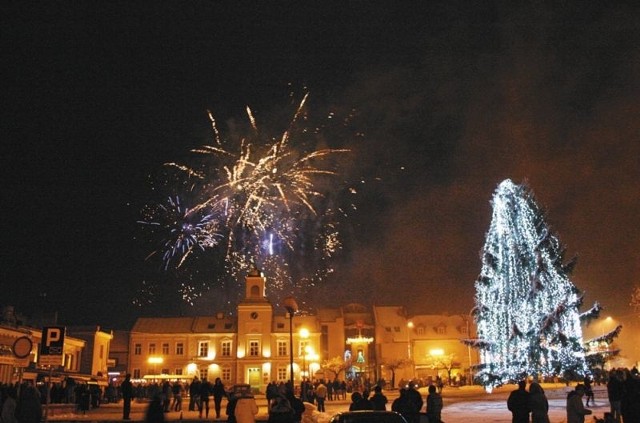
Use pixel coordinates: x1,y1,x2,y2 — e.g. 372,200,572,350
47,383,612,423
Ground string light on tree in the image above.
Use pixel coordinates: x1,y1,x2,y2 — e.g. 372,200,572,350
467,179,589,391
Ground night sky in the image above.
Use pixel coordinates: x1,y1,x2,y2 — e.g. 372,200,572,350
3,2,640,330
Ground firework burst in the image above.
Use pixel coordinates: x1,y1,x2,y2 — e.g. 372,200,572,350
141,94,352,308
139,195,223,269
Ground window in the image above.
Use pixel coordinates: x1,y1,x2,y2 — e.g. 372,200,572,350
437,326,446,335
161,368,169,375
149,343,156,354
176,343,184,355
385,327,392,332
134,344,141,355
221,340,232,357
133,369,141,379
277,367,288,381
417,326,425,335
393,326,400,332
277,340,287,357
198,341,209,357
249,340,260,357
299,340,309,356
162,343,169,355
199,369,208,381
222,367,231,381
460,325,468,335
175,368,183,375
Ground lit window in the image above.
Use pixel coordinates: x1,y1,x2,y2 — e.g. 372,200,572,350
277,340,288,357
221,340,232,357
198,341,209,357
249,340,260,357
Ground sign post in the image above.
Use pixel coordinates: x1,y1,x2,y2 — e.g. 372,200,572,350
12,336,33,396
40,327,65,423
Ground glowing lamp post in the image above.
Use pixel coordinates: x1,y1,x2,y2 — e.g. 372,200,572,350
283,296,299,387
299,328,310,379
407,321,414,380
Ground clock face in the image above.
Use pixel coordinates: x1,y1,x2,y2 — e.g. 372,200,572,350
250,312,258,319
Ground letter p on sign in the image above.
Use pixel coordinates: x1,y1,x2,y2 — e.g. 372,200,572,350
46,328,61,346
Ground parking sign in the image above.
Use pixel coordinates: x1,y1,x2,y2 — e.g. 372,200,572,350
39,326,65,366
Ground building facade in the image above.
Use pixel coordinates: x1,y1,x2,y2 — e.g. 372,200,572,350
128,270,479,392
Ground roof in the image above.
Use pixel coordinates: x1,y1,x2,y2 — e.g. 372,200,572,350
131,316,238,334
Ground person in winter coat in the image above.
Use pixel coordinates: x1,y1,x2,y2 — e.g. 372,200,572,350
212,378,227,419
314,381,327,412
607,371,623,422
15,385,42,423
145,393,165,423
528,382,550,423
370,385,388,411
121,373,133,420
621,372,640,423
349,391,373,411
286,386,305,423
507,380,530,423
267,395,295,423
301,402,319,423
566,384,592,423
1,386,18,423
234,393,258,423
392,388,420,423
199,378,213,418
426,384,444,423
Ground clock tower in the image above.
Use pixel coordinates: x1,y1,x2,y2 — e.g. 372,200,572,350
236,265,273,390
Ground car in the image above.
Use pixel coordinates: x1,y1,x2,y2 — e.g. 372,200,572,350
329,410,409,423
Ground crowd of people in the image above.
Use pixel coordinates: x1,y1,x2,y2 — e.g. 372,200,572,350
506,367,640,423
0,384,42,423
0,377,109,422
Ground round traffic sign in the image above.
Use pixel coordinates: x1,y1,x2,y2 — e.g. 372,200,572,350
12,336,33,359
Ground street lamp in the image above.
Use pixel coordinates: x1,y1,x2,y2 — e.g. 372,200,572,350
283,296,299,387
407,321,414,380
299,328,310,378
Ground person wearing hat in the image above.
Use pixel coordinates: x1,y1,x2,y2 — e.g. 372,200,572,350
567,383,592,423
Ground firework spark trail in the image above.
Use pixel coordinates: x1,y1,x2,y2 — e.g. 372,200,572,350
138,195,223,269
141,94,352,305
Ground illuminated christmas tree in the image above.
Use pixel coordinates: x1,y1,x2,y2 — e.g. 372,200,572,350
470,179,587,391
